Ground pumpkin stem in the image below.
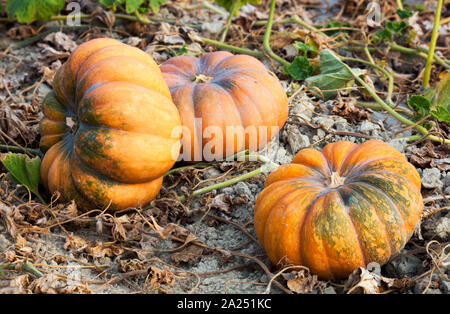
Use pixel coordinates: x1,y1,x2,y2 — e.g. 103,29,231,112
66,116,79,135
327,172,346,188
192,74,212,84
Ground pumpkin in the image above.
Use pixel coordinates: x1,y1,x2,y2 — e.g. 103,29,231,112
40,38,181,210
254,140,423,280
160,51,288,162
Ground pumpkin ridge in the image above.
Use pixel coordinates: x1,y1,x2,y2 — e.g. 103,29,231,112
298,190,332,273
343,156,408,179
274,188,323,265
332,143,360,174
345,184,395,257
344,184,393,259
351,181,408,248
260,186,321,249
335,189,368,265
222,71,280,127
210,83,244,127
356,172,422,231
200,53,234,76
224,78,265,127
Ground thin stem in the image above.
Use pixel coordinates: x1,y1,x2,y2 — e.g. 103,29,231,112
263,0,290,67
201,0,227,15
396,0,404,10
342,56,395,107
178,154,278,203
0,262,44,278
198,36,264,57
336,51,450,144
0,144,42,156
423,0,443,88
347,42,450,69
219,0,239,42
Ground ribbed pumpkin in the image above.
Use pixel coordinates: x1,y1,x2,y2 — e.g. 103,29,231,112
254,140,423,280
40,38,181,210
160,51,288,162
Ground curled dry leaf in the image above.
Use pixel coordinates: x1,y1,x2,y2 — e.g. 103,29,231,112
43,32,77,52
146,266,175,291
64,234,123,259
410,142,450,171
29,274,91,294
118,258,145,273
0,274,31,294
282,269,317,294
331,96,370,123
344,267,412,294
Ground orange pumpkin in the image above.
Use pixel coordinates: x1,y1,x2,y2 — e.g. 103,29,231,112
254,140,423,280
40,38,181,210
160,51,288,162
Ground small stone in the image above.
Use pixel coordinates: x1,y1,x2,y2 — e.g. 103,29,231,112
37,83,52,96
202,22,223,34
234,182,254,201
422,212,450,241
286,124,310,154
358,120,380,135
283,44,298,58
312,116,335,130
203,168,222,180
421,168,443,189
388,139,408,153
385,253,423,278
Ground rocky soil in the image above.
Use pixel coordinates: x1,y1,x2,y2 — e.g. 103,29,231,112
0,1,449,294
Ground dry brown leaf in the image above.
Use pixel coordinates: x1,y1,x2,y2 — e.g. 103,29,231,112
282,270,317,294
170,244,204,266
147,266,175,290
344,267,400,294
29,274,90,294
332,96,370,123
0,274,31,294
118,258,145,273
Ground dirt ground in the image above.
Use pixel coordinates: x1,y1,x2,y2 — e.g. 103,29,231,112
0,0,449,294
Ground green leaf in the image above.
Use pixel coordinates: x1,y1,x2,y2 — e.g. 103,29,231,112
215,0,262,14
431,106,450,124
305,49,365,99
148,0,167,12
98,0,124,11
284,57,313,81
1,153,45,203
396,9,413,19
293,41,318,55
6,0,65,23
385,20,408,34
413,4,424,12
424,72,450,112
372,28,392,44
126,0,145,13
408,95,431,117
